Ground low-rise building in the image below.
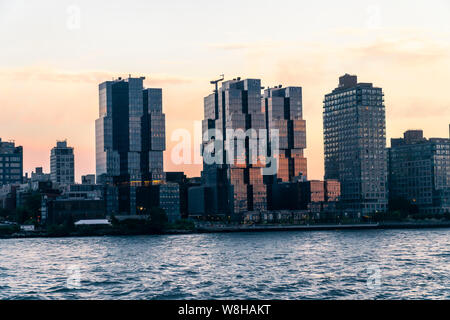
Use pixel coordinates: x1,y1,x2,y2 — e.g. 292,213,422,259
31,167,51,183
82,175,96,185
46,198,106,225
159,183,181,223
64,184,104,200
166,172,201,219
188,185,215,219
271,180,341,211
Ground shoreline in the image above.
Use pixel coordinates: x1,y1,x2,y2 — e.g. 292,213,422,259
196,221,450,233
2,221,450,239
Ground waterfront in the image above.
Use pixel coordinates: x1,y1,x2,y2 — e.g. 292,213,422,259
1,229,449,300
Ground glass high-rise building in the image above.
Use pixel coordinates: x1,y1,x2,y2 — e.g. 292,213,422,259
202,78,267,217
0,138,23,186
323,74,388,214
96,76,166,215
262,86,307,182
50,140,74,185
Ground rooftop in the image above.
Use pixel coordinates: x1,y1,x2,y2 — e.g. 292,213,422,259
74,219,111,226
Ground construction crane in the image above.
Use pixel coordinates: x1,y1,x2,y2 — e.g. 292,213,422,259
210,74,225,93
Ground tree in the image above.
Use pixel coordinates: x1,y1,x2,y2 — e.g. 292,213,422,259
15,207,30,224
110,214,119,227
444,211,450,221
63,215,75,232
148,207,168,232
388,197,411,220
14,192,42,225
24,192,42,223
409,204,419,215
0,207,13,221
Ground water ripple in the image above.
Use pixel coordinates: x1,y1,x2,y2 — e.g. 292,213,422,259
0,230,449,299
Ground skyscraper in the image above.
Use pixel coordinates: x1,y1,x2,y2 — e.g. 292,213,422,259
202,78,267,218
96,76,166,215
323,74,388,214
388,130,450,214
50,140,74,185
262,86,307,182
0,138,23,186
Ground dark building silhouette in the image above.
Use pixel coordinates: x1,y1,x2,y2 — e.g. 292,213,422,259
81,174,96,185
271,180,340,211
46,199,105,225
166,172,201,219
135,182,180,222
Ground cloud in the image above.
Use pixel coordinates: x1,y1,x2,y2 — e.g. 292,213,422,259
351,37,450,65
208,41,280,51
389,101,450,119
0,67,194,85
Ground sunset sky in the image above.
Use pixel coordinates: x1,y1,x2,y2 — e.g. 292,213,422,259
1,0,450,182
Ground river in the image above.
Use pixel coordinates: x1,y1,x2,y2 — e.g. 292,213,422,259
1,229,449,299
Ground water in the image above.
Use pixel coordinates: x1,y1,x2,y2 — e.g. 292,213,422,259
0,229,449,300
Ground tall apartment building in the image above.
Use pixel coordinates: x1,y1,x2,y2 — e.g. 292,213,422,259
50,140,75,185
323,74,388,214
0,138,23,186
388,130,450,214
202,78,267,217
262,86,307,182
96,76,166,215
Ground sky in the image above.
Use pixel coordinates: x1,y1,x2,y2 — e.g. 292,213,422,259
1,0,450,182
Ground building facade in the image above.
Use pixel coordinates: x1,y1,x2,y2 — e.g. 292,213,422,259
202,78,267,218
82,174,96,185
166,172,201,219
323,74,388,214
270,179,340,211
46,199,106,225
0,138,23,186
388,130,450,214
95,76,166,215
31,167,51,183
325,179,341,202
262,86,307,182
50,140,75,185
159,183,181,222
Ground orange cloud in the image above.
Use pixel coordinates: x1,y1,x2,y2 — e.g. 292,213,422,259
0,67,194,85
208,41,280,51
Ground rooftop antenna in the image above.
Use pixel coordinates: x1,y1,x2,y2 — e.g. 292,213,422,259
210,74,225,93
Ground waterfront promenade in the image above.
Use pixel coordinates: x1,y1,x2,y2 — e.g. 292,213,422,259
3,221,450,239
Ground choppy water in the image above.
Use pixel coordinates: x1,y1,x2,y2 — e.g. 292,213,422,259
0,229,449,299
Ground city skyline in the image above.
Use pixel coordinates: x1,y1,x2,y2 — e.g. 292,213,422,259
1,0,450,182
2,1,450,304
